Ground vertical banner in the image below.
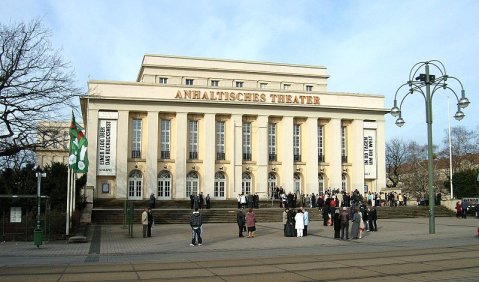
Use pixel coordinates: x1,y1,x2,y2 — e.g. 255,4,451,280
97,113,118,176
363,126,377,179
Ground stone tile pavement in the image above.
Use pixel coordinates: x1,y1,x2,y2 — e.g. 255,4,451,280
0,216,478,281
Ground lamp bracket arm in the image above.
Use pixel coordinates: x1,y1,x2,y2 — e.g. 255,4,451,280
394,82,411,100
409,61,429,80
444,76,465,90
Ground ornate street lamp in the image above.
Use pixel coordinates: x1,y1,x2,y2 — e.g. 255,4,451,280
390,60,470,234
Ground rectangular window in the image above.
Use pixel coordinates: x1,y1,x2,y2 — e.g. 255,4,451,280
318,125,324,162
341,126,347,162
185,79,194,86
159,77,168,84
235,81,244,88
160,119,171,159
268,123,276,161
306,85,313,91
242,122,251,161
216,121,225,160
283,83,291,90
188,120,198,159
131,119,142,158
211,80,219,87
101,183,110,193
293,124,301,162
260,83,268,89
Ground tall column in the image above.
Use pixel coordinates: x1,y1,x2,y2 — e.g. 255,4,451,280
305,117,319,195
146,111,159,198
281,116,294,193
350,119,365,192
256,115,268,199
376,120,386,193
175,112,188,199
203,113,216,197
86,109,98,202
327,118,342,190
231,114,243,196
116,110,129,199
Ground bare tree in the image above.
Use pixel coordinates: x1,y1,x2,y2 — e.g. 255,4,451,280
439,125,479,172
0,19,80,161
386,138,408,188
400,141,442,199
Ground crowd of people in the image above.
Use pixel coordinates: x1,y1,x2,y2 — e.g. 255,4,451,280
189,192,212,210
236,193,261,209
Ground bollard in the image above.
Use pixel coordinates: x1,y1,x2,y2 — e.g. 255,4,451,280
34,229,43,248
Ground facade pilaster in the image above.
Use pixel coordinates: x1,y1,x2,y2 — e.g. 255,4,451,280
203,113,216,198
231,114,243,197
305,117,319,195
256,115,268,198
327,118,342,190
376,120,386,193
116,110,129,199
281,116,294,193
86,109,98,202
175,112,188,199
146,111,159,198
351,119,365,192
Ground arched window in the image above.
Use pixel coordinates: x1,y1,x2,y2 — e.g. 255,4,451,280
242,172,252,195
342,174,348,192
157,170,171,199
128,170,143,200
214,171,226,198
268,172,278,198
294,173,301,195
318,174,325,195
186,171,199,197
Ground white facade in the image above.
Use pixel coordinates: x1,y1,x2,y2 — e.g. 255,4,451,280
81,55,388,201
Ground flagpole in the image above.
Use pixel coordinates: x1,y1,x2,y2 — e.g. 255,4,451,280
72,172,76,217
66,167,71,236
448,96,454,199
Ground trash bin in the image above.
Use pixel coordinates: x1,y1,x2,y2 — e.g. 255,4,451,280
34,229,43,248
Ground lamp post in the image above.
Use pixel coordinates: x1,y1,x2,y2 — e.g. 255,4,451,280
390,60,470,234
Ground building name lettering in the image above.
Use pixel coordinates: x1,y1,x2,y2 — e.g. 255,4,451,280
175,90,320,105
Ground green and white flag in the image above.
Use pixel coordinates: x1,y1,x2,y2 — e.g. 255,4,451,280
69,112,89,173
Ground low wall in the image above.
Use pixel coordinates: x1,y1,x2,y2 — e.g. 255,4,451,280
441,199,457,212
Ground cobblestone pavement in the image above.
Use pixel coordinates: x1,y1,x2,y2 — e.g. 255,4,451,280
0,217,478,281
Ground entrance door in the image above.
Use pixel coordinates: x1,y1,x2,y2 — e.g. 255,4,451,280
157,170,171,200
128,170,143,200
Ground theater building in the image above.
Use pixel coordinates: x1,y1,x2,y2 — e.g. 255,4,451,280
80,55,387,202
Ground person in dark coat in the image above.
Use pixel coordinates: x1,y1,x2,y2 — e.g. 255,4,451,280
285,209,296,237
322,206,329,226
147,208,154,237
236,208,245,237
368,206,377,232
333,208,341,239
189,208,203,246
149,193,156,209
206,194,211,209
340,207,350,240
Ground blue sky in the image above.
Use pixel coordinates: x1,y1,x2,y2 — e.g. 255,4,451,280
1,0,478,146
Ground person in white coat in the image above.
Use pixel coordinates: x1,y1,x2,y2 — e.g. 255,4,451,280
294,209,305,237
302,207,309,236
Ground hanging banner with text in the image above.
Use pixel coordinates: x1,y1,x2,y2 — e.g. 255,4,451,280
97,119,117,176
363,129,377,179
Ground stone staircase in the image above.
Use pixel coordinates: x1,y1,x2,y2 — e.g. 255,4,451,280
91,204,454,225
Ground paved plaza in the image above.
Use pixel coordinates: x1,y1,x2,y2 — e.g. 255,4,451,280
0,217,478,281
